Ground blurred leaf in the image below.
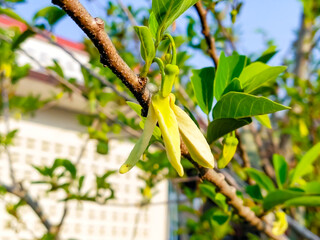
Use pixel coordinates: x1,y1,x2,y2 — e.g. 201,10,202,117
33,6,66,27
284,196,320,207
207,117,252,143
0,7,29,25
255,45,278,63
190,67,215,114
290,142,320,186
301,181,320,194
97,140,109,155
245,168,275,192
255,114,271,129
273,154,288,189
246,185,263,201
12,29,35,50
263,190,304,210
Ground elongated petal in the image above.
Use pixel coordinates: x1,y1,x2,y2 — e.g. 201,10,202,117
119,104,157,174
218,136,238,169
152,94,183,176
272,211,288,236
170,94,214,168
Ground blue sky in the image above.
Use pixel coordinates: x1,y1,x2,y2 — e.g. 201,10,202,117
13,0,302,66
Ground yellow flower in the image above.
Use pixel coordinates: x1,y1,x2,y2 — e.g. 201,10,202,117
119,93,214,177
272,211,288,236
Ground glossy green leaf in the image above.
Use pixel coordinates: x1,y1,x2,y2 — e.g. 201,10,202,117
263,190,304,210
151,0,198,39
284,196,320,207
190,67,215,114
212,92,290,119
255,114,271,128
134,26,155,70
290,142,320,186
272,154,288,189
214,52,247,101
245,168,275,192
33,6,66,27
239,62,286,93
207,117,252,143
221,78,243,96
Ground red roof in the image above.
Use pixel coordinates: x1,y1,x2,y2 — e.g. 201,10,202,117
0,15,85,51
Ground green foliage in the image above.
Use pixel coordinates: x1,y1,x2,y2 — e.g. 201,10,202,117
290,142,320,186
33,6,66,28
212,92,289,119
273,154,288,189
207,117,252,143
151,0,198,42
245,168,275,192
214,52,247,101
190,67,215,114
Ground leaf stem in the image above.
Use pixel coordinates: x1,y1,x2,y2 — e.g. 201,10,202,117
163,33,176,65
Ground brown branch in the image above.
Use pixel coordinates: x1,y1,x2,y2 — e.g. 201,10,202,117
1,183,53,232
185,156,284,240
194,1,219,67
51,1,286,239
52,0,150,116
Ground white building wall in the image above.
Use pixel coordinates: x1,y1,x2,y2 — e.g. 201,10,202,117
0,116,168,240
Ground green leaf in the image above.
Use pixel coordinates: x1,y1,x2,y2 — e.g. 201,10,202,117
207,117,252,143
284,196,320,207
212,210,230,225
245,168,275,192
33,6,66,27
97,140,109,155
0,8,29,25
246,185,263,201
212,92,290,119
190,67,215,114
214,52,247,101
126,101,143,117
221,78,243,96
239,62,286,93
254,114,271,128
48,59,64,78
273,154,288,189
151,0,198,39
134,26,155,68
12,29,35,50
255,45,278,63
290,142,320,186
199,183,216,202
263,190,304,210
301,181,320,194
148,12,158,39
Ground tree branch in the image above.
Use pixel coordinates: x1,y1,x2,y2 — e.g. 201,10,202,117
52,0,150,116
194,1,219,68
52,0,285,239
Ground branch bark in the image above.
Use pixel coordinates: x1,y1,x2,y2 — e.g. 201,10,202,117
194,1,219,68
52,0,150,116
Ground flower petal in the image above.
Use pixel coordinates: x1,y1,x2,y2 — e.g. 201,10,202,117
119,104,157,174
218,135,238,169
272,211,288,236
170,94,214,168
152,94,183,176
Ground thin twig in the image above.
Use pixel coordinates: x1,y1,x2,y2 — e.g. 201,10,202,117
116,0,137,27
51,0,150,116
31,27,134,102
194,2,219,67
